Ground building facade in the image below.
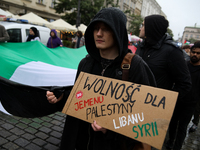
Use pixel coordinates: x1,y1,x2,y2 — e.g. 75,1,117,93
113,0,137,29
0,0,166,31
112,0,164,30
160,10,167,19
0,0,62,22
141,0,161,18
134,0,143,15
182,25,200,44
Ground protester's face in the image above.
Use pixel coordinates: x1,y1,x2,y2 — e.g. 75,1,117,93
51,31,55,37
190,48,200,64
139,21,145,38
29,29,34,35
93,22,115,51
185,48,190,54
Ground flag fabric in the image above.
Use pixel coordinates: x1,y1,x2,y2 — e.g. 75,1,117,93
184,40,190,45
128,34,131,43
128,45,137,53
0,41,88,117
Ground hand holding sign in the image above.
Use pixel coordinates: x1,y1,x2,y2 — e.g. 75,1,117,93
62,72,178,149
91,120,107,134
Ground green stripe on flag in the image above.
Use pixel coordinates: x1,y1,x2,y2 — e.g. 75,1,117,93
0,41,88,79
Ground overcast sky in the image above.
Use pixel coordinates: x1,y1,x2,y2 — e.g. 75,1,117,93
156,0,200,40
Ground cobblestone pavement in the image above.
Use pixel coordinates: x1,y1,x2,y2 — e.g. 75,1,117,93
0,111,66,150
152,120,200,150
0,110,200,150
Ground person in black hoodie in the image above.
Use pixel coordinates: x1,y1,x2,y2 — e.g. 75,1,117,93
46,7,156,150
188,41,200,133
26,27,40,42
136,15,192,150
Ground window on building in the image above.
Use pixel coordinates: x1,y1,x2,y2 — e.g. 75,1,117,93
185,34,188,38
190,34,193,38
7,29,22,42
197,35,199,39
51,0,55,8
38,0,43,4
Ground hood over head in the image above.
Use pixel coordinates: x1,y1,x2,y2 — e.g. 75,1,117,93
144,15,169,45
50,29,58,38
84,7,128,61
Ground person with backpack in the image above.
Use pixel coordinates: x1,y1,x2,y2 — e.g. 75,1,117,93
46,7,155,150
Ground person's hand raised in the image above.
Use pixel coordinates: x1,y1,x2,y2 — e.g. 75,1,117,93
46,91,63,104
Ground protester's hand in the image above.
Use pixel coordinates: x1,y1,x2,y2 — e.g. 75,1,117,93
46,91,63,104
91,120,107,134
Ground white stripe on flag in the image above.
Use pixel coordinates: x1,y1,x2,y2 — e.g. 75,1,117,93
10,61,77,86
0,102,10,115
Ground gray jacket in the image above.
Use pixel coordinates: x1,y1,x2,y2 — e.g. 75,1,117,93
0,25,10,42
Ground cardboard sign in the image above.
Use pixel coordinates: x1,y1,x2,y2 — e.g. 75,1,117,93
62,72,178,149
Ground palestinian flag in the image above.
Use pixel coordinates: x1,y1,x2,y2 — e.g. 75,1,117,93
0,41,88,117
184,40,190,45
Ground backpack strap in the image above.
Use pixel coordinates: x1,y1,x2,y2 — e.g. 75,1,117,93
120,53,152,150
121,53,135,81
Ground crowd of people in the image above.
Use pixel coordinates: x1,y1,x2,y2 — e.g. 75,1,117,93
24,26,85,49
46,8,200,150
1,7,200,150
0,21,84,49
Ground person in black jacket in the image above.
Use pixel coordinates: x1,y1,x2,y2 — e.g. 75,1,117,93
46,7,156,150
136,15,192,150
188,41,200,133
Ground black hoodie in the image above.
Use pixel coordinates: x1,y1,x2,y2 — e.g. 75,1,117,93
144,15,168,45
136,16,191,101
85,7,128,62
26,27,39,42
60,7,156,150
187,62,200,104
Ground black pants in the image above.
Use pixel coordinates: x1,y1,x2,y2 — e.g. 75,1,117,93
192,102,200,125
168,102,196,150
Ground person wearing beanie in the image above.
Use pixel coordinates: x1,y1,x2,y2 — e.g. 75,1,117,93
46,7,156,150
47,29,63,48
136,15,192,150
26,27,40,42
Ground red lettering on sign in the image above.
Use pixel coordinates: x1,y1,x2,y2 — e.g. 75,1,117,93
74,96,104,111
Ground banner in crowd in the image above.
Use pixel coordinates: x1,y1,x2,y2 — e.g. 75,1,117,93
0,41,87,117
62,72,179,149
0,41,87,86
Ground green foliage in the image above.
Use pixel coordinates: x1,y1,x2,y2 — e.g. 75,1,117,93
54,0,119,26
103,0,119,7
167,28,174,39
62,40,73,48
128,14,143,36
188,38,196,44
